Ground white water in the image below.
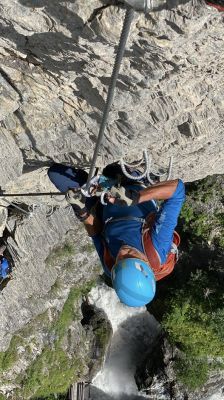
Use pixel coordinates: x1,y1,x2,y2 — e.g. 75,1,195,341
88,283,161,399
207,392,224,400
88,283,224,400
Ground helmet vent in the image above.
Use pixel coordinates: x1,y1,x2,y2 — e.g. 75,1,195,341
135,262,148,278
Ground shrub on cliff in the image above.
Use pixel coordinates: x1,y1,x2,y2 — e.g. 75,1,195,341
162,269,224,388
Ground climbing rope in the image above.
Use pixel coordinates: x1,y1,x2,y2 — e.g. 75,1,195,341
0,150,173,215
121,150,173,183
86,7,135,189
120,150,151,181
0,190,69,218
85,4,173,190
0,191,75,219
0,3,174,216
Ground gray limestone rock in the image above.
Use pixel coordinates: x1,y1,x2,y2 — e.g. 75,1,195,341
0,0,223,183
0,0,223,398
0,74,20,120
136,336,224,400
0,127,23,186
0,208,100,350
0,208,7,237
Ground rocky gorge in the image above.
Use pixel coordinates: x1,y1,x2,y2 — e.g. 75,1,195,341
0,0,223,399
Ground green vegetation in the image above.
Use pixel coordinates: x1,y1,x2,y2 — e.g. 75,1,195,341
22,347,84,399
0,277,97,399
94,323,111,351
157,175,224,390
161,270,224,389
81,242,95,253
0,335,25,372
46,242,75,266
19,280,96,399
180,203,211,240
180,176,224,247
0,311,51,374
52,280,95,341
0,228,105,400
175,358,209,390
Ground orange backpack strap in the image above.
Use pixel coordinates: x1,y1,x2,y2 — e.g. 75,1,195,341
103,243,115,274
102,211,181,281
143,226,180,281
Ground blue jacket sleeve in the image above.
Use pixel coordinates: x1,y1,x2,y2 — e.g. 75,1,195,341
151,179,185,264
91,234,112,278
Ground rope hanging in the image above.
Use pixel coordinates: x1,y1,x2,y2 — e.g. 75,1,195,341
85,6,173,189
86,7,135,188
0,5,173,215
121,151,173,183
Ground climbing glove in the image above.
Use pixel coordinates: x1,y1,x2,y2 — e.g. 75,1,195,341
108,186,139,206
124,188,140,205
66,189,89,221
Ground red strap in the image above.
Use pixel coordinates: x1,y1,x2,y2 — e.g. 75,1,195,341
142,229,161,270
206,1,224,11
142,230,180,281
103,244,115,273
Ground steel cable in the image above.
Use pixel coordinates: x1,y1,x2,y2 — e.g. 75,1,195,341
86,7,135,188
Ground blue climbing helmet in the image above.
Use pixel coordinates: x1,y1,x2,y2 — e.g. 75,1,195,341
111,258,156,307
0,258,10,279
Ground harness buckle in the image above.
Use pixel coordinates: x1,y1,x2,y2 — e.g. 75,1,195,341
171,243,179,260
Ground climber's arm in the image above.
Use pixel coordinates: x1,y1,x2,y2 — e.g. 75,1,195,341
138,179,179,203
80,212,103,237
150,179,185,264
81,211,110,277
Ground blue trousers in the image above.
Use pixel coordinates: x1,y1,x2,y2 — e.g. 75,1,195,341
48,163,145,220
48,163,101,216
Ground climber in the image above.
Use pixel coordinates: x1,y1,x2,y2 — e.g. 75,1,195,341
0,245,10,280
205,0,224,11
48,163,185,308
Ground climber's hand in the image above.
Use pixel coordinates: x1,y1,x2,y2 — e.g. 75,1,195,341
66,188,84,206
81,176,103,198
107,186,139,206
124,188,140,205
66,188,89,220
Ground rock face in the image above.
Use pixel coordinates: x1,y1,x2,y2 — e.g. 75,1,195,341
0,0,223,181
136,336,224,400
0,0,223,399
